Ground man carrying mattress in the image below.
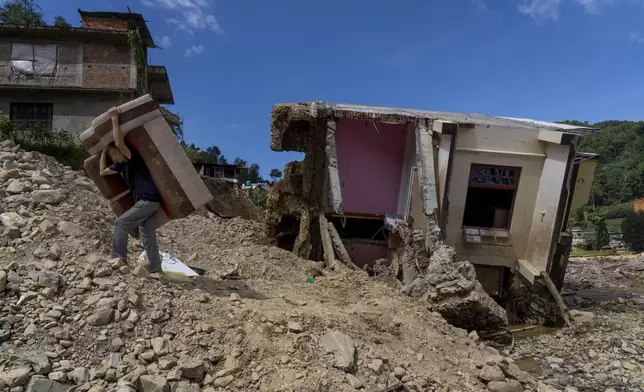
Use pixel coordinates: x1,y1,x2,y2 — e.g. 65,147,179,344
99,106,163,274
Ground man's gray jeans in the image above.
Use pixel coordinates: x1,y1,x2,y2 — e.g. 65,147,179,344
111,200,162,272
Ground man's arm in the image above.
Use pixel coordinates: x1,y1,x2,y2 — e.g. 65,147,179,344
99,148,118,176
109,107,132,160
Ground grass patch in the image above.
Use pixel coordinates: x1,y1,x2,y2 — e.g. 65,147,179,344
570,248,617,258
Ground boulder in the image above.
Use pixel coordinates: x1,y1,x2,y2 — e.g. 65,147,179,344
38,270,62,290
177,356,204,381
0,212,26,228
320,330,355,371
57,221,83,237
32,190,66,205
138,375,169,392
26,379,71,392
87,309,115,326
0,367,31,387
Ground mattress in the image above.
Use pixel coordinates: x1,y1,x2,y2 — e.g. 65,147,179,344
80,94,212,220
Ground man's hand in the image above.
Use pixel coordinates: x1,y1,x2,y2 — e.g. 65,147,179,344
109,107,120,119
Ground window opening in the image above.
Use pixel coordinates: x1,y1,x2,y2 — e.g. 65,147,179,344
10,103,53,131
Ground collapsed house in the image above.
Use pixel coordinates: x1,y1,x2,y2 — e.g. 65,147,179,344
266,102,599,302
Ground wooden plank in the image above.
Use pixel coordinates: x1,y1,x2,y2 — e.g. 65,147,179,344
541,271,572,327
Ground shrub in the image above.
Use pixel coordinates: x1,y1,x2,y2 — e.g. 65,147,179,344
621,211,644,252
12,126,88,169
596,202,633,219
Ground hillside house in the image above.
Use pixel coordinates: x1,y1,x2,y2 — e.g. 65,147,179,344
267,102,599,296
194,162,240,183
0,9,174,135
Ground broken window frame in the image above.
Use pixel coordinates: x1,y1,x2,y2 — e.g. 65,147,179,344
10,102,54,131
462,164,522,245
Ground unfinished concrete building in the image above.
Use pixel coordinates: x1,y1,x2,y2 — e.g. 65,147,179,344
267,102,599,296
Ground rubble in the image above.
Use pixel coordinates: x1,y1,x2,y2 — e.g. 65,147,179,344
0,140,537,392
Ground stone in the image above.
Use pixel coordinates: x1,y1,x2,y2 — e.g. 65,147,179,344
229,293,241,301
287,321,304,333
138,376,169,392
369,359,384,374
0,270,6,291
0,169,20,181
212,376,233,388
7,180,26,194
546,357,564,365
320,330,355,371
108,353,122,368
69,367,89,385
48,372,67,382
33,248,48,258
38,270,61,290
621,347,639,355
88,386,106,392
0,368,31,387
345,374,363,389
488,380,522,392
3,226,21,239
172,381,199,392
393,367,406,379
32,190,66,205
151,337,170,356
87,309,114,326
1,212,26,228
57,221,83,237
25,379,71,392
166,369,182,381
128,293,141,306
158,359,176,370
479,365,505,382
29,355,52,375
23,324,36,336
538,382,563,392
0,329,11,342
39,220,55,233
140,351,156,363
177,356,204,381
96,298,116,309
569,310,594,323
49,244,62,260
41,287,56,299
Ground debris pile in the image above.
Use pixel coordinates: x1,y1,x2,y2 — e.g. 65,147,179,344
0,141,535,392
388,219,508,331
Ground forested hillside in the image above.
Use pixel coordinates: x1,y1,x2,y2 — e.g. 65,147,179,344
562,120,644,209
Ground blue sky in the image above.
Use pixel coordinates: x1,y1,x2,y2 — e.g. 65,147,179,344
38,0,644,176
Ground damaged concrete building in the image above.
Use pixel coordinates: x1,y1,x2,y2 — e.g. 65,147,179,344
267,102,599,298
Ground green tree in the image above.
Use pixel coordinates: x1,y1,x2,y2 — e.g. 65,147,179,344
233,157,247,168
621,211,644,252
589,215,609,250
0,0,45,26
53,16,71,28
269,168,282,182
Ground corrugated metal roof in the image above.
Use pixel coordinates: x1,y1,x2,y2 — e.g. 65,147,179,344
330,103,599,135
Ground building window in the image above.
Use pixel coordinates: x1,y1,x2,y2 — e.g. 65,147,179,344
462,164,521,245
11,43,58,76
215,167,225,178
10,103,53,131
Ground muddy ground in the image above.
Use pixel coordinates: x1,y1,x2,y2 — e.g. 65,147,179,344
511,256,644,392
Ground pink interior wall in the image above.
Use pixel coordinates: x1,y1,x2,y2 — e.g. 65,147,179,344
343,241,388,269
336,119,408,215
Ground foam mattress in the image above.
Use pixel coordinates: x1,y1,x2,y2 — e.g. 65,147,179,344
80,94,212,220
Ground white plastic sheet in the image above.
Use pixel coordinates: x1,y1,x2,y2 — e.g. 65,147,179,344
10,43,57,76
34,44,57,76
138,251,198,277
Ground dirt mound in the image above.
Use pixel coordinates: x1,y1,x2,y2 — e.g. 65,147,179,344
0,140,536,392
199,176,262,221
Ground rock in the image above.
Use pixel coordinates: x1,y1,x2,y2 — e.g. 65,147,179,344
0,169,20,182
128,293,141,306
49,244,62,260
212,376,233,388
140,351,156,363
25,379,71,392
158,359,176,371
177,356,204,381
0,329,11,342
320,330,355,371
32,190,66,205
29,355,52,375
546,357,564,365
7,180,26,194
33,248,48,258
138,376,169,392
229,293,241,301
166,369,182,381
345,374,363,389
69,367,89,385
96,298,116,309
368,359,384,374
287,321,304,333
569,310,594,323
38,270,61,290
479,365,505,382
0,270,6,291
87,309,114,326
621,347,639,355
488,380,522,392
1,212,26,228
214,356,239,379
172,381,199,392
88,386,105,392
588,349,597,359
39,220,55,233
393,367,406,379
23,324,36,336
57,220,83,237
3,226,20,239
0,368,31,387
48,372,67,382
151,337,170,356
538,382,562,392
41,287,56,299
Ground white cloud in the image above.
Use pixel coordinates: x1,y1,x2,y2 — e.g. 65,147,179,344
156,36,172,48
518,0,614,23
518,0,562,23
630,33,644,44
141,0,223,35
185,44,205,57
